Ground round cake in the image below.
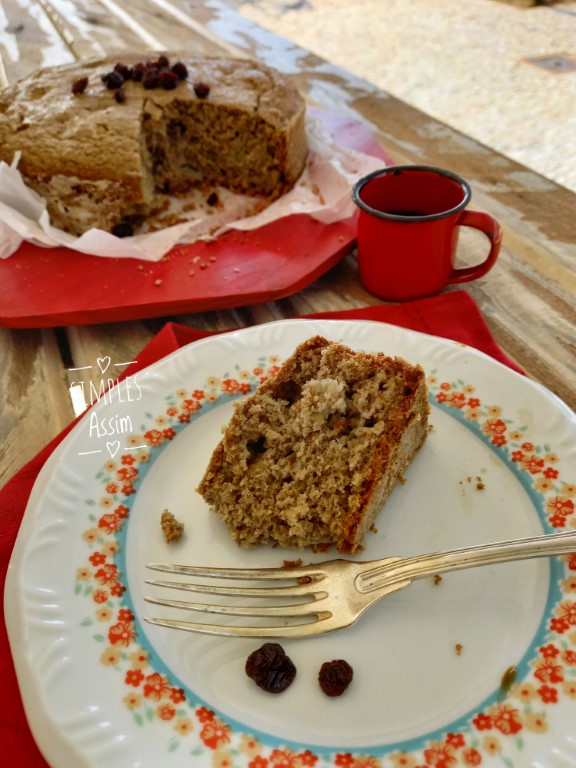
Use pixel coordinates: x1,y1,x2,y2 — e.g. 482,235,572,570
0,53,308,236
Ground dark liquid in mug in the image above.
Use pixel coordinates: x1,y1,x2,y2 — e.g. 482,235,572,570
385,209,429,217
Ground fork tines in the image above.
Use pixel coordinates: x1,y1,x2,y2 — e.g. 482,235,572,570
143,561,332,638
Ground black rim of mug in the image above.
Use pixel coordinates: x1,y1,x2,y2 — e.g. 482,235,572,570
351,165,472,222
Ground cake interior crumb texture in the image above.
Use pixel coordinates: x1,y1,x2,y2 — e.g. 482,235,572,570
197,336,429,554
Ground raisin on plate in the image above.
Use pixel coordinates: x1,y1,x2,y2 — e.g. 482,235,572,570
318,659,353,697
245,643,296,694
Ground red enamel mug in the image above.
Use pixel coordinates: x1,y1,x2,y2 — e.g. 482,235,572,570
352,166,502,301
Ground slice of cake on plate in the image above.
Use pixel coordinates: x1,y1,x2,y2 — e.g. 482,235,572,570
197,335,429,554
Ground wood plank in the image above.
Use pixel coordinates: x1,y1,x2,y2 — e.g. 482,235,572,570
0,0,241,85
0,0,75,83
111,0,243,56
0,327,75,487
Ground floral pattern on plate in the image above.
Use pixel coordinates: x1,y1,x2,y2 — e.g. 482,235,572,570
75,357,576,768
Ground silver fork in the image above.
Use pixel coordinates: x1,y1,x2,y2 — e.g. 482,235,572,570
144,530,576,638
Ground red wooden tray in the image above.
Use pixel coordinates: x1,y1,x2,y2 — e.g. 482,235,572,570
0,110,390,328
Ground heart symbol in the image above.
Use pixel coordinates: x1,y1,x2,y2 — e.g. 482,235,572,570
97,356,111,374
106,441,120,458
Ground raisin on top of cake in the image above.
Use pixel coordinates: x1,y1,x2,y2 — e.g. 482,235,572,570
0,53,307,236
197,336,429,555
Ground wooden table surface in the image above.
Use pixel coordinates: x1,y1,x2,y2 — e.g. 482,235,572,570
0,0,574,492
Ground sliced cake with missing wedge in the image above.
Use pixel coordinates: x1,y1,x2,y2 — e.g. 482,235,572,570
197,335,429,554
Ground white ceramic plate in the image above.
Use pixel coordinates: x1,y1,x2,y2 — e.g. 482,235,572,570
5,319,576,768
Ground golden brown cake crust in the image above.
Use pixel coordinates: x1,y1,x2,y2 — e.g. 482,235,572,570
0,53,307,235
197,336,429,554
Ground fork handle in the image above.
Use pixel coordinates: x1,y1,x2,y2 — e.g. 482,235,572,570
357,530,576,593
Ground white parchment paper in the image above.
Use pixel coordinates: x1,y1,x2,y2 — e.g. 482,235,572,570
0,116,387,261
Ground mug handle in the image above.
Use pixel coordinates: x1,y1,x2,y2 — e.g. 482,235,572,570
449,210,503,284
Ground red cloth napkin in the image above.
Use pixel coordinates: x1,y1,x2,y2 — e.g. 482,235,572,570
0,290,522,767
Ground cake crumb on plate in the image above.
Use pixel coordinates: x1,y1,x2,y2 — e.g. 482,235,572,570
161,509,185,543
